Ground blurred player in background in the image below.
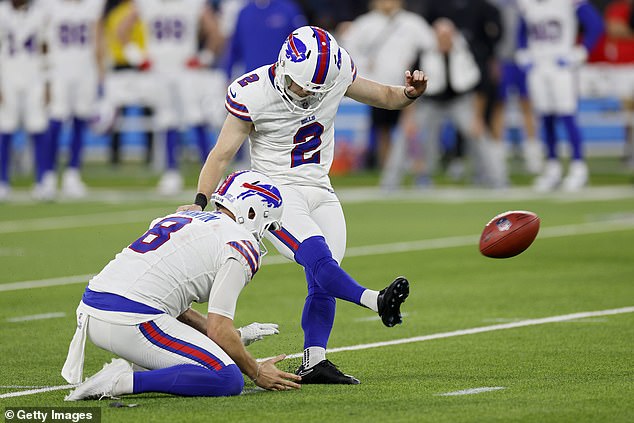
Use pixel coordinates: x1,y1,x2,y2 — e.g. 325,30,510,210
516,0,604,192
490,0,543,176
178,26,422,384
400,18,489,188
340,0,435,176
43,0,106,199
0,0,49,201
224,0,306,79
118,0,224,195
62,170,301,399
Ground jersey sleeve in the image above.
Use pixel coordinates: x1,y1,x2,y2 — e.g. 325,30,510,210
225,78,253,122
340,47,358,85
207,258,248,319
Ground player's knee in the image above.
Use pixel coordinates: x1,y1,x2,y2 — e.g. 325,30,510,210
295,236,335,275
221,364,244,396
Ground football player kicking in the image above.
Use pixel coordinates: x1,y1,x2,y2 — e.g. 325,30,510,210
62,170,301,400
179,26,426,384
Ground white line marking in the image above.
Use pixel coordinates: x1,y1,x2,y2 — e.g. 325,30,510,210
438,387,506,396
0,386,53,389
4,306,632,399
0,274,93,292
7,312,66,322
0,385,77,399
260,306,634,361
3,217,634,293
0,208,168,235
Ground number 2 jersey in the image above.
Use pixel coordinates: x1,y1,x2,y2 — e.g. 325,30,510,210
83,211,261,324
225,50,357,190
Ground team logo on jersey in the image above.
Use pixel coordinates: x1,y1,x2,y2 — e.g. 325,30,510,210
238,182,283,208
285,34,307,63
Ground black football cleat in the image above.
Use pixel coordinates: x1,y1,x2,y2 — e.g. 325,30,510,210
378,276,410,327
296,360,360,385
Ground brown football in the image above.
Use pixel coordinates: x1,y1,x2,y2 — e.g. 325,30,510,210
479,211,540,258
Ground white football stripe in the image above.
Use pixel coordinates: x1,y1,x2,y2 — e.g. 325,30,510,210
6,312,66,322
438,387,506,396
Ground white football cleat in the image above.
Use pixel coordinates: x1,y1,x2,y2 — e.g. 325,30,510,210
561,160,588,192
0,182,10,202
32,171,57,201
522,140,543,175
65,358,132,401
157,170,183,196
533,160,562,192
62,168,87,198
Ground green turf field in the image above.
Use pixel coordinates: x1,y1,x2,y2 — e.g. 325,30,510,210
1,171,633,422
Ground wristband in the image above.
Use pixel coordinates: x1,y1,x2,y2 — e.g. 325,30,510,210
404,87,420,100
194,193,208,210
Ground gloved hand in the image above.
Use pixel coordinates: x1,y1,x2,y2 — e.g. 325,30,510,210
557,45,588,68
514,49,533,72
237,322,279,346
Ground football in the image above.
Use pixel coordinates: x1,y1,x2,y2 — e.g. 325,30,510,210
479,211,540,258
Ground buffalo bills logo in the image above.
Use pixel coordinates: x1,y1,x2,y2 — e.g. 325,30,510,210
238,182,283,209
335,47,342,70
285,34,307,63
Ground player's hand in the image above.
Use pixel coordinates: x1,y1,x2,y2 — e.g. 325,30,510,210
176,204,203,212
238,322,279,346
404,70,428,99
254,355,302,391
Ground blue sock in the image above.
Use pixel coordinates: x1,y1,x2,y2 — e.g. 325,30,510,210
48,119,63,172
133,364,243,397
561,115,583,160
31,132,49,183
192,125,209,163
68,117,86,169
166,128,179,169
1,133,12,183
301,267,336,349
295,236,366,304
541,115,557,160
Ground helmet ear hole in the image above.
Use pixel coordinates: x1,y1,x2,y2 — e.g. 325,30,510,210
248,207,256,220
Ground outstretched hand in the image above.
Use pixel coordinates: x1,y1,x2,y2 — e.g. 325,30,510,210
238,322,279,346
404,70,428,99
254,354,302,391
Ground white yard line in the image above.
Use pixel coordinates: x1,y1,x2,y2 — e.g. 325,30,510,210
437,387,507,396
6,312,66,323
3,217,634,293
260,306,634,361
0,385,77,399
3,306,632,399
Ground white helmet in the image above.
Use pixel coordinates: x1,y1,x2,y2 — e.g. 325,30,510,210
212,170,283,241
274,26,343,114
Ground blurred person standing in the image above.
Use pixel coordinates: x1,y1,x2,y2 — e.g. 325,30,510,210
223,0,306,79
516,0,604,191
0,0,49,201
389,18,496,188
490,0,543,175
340,0,435,171
423,0,504,184
118,0,224,196
604,0,634,168
43,0,106,199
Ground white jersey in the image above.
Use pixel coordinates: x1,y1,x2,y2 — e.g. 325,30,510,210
136,0,206,70
42,0,104,74
0,3,46,80
225,53,357,189
341,9,434,85
85,211,261,323
517,0,582,61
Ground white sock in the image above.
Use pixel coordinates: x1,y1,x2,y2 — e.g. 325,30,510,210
303,346,326,369
112,372,134,396
360,289,379,312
